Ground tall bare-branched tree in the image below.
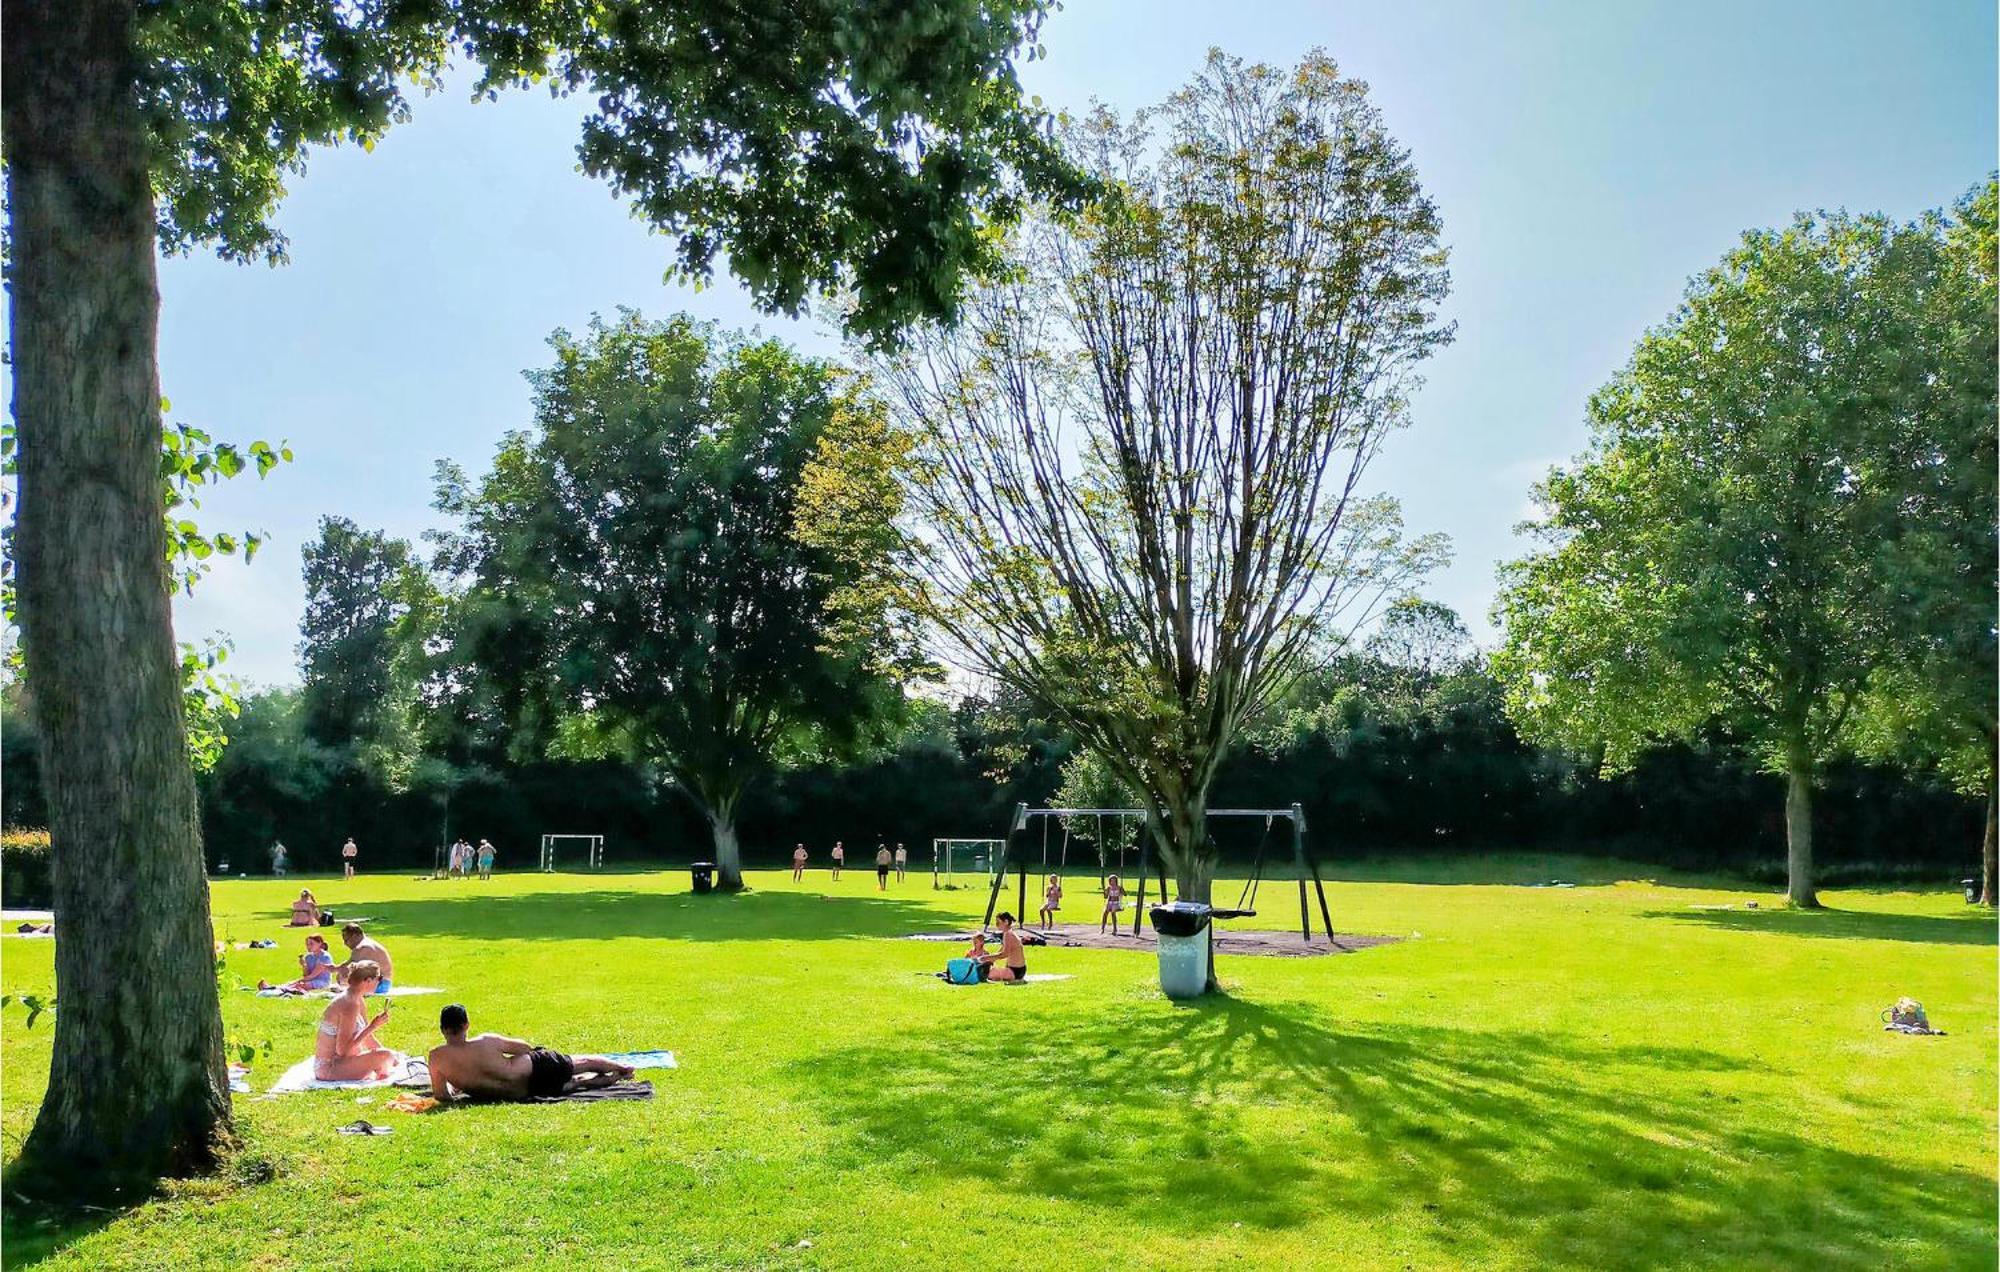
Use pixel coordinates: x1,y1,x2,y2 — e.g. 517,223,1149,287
875,52,1453,908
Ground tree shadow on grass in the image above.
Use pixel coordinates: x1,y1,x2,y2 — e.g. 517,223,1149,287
0,1198,117,1269
1644,906,1997,946
354,888,956,942
794,997,1994,1268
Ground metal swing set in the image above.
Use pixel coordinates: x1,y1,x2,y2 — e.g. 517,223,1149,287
981,801,1334,941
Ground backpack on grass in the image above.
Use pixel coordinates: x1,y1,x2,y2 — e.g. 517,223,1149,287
943,958,984,985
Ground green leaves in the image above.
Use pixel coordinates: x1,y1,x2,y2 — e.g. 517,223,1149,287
876,52,1452,873
1494,190,1995,798
136,0,1091,342
3,993,55,1030
438,312,906,825
160,421,290,595
0,411,290,771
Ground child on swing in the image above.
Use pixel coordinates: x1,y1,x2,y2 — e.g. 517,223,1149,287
1038,873,1063,929
1101,873,1125,935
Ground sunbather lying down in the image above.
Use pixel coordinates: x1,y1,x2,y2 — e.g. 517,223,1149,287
426,1003,634,1101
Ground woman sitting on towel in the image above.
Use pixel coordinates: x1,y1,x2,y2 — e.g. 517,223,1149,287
313,960,396,1082
290,889,322,927
985,913,1029,982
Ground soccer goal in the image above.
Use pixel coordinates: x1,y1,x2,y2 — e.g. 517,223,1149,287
932,838,1003,889
540,833,604,872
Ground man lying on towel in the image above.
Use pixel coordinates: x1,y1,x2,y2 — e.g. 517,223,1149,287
427,1003,634,1101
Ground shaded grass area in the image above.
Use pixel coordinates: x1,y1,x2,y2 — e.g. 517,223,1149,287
3,858,1994,1270
802,997,1990,1268
354,886,952,942
1649,904,1997,946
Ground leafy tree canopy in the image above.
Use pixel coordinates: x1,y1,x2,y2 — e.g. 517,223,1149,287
1493,188,1995,903
435,311,907,885
139,0,1091,342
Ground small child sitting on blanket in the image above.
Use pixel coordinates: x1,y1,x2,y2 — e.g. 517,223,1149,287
260,933,335,993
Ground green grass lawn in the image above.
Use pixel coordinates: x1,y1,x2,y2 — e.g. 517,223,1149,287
3,855,1994,1270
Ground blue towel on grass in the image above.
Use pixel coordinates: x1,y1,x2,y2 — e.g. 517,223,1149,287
597,1050,677,1070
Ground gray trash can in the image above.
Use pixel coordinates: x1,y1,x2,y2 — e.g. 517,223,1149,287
1150,901,1214,1000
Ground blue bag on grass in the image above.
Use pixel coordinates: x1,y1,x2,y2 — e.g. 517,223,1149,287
944,958,984,985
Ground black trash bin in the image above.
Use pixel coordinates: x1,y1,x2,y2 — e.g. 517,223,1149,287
1150,901,1214,999
1964,878,1981,905
691,862,716,894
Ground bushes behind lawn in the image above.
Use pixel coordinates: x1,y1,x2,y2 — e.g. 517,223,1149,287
1,828,52,909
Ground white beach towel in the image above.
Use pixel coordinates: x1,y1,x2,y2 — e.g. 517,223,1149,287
267,1052,429,1094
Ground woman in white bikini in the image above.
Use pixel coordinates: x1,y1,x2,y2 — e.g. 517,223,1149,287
313,960,395,1081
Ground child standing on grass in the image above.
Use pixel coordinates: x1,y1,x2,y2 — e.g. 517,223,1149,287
792,844,808,882
1101,873,1125,935
1039,874,1063,929
831,841,844,881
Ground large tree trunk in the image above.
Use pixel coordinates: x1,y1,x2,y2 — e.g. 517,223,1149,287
708,802,745,891
4,0,234,1199
1980,773,1996,909
1783,752,1820,909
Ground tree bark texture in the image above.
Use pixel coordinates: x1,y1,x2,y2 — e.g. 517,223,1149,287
4,0,234,1195
1980,776,1996,908
708,804,745,891
1783,756,1820,909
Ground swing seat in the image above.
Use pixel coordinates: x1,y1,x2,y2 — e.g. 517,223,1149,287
1208,908,1256,920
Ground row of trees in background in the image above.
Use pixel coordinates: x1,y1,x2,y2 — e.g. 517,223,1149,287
8,597,1976,883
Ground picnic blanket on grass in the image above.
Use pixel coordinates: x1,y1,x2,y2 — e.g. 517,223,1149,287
528,1080,654,1103
268,1052,429,1093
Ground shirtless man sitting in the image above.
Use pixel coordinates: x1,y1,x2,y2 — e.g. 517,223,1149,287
332,923,396,994
426,1004,634,1101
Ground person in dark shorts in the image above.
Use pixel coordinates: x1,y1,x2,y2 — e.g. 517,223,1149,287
986,912,1029,982
427,1004,633,1101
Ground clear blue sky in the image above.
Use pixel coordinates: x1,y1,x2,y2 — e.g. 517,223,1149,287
134,0,1994,687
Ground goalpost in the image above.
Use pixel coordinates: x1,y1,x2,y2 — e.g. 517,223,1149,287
539,833,604,872
932,838,1003,888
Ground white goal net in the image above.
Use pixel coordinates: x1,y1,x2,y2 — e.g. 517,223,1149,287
932,838,1003,888
539,833,604,872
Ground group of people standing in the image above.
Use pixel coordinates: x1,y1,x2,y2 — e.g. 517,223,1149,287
790,840,909,889
267,836,361,878
268,836,498,880
446,838,497,880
